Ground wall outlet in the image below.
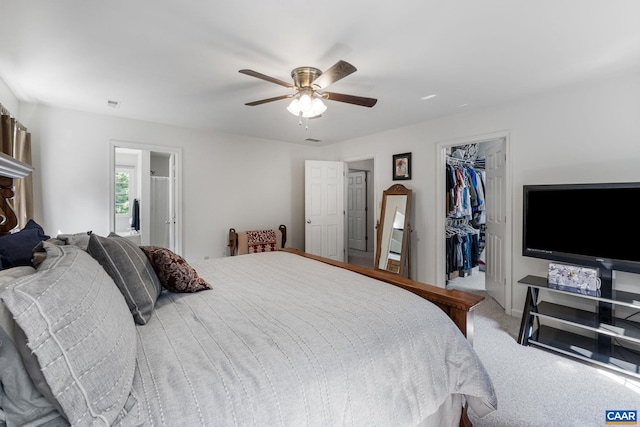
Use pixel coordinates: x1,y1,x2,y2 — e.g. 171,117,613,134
204,255,210,260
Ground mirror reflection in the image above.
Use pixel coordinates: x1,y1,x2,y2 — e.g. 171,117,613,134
375,184,412,276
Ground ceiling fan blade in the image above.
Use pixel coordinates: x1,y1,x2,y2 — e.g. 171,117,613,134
323,92,377,107
239,69,295,89
245,94,293,106
311,60,357,89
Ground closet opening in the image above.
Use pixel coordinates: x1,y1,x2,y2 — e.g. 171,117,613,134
445,143,487,293
443,137,509,311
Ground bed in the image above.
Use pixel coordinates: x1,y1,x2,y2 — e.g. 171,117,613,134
0,160,496,426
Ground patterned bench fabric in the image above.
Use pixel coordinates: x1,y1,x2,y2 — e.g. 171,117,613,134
246,229,277,253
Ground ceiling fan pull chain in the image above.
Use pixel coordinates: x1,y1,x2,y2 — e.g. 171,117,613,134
305,117,309,130
298,111,303,126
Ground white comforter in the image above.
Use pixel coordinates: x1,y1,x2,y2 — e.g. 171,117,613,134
128,251,496,426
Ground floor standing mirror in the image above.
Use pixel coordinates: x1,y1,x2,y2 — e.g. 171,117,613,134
375,184,412,277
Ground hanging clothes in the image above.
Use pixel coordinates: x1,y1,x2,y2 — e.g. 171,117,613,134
446,220,480,278
445,155,486,280
131,198,140,232
445,162,486,219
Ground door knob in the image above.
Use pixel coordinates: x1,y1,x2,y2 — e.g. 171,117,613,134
306,219,311,224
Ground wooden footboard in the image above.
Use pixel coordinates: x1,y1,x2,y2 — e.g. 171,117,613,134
281,248,483,343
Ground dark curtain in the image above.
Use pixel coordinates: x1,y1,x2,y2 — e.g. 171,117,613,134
132,199,140,231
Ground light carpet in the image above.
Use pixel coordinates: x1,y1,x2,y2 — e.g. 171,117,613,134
448,273,640,427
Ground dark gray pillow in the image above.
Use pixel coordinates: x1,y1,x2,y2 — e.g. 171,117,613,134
87,233,162,324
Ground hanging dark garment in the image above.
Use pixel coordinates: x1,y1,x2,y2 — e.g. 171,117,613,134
132,199,140,231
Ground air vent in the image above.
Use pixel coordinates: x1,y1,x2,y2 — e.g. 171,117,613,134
106,99,120,108
305,138,322,143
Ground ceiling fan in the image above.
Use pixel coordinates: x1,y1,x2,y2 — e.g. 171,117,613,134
239,60,377,121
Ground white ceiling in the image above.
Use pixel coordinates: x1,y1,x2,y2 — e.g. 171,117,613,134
1,1,639,146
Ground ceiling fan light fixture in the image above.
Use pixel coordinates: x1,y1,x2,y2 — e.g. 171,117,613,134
299,93,312,112
286,98,300,115
311,97,327,115
241,60,376,123
287,93,326,118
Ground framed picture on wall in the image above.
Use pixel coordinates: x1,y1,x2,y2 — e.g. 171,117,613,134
392,152,411,180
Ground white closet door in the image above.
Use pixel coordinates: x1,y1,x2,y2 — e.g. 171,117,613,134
484,139,507,308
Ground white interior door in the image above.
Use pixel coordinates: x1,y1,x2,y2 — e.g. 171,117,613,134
484,139,507,308
305,160,345,261
348,171,367,251
168,153,176,252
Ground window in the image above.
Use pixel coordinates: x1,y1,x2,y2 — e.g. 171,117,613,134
115,165,137,233
115,170,131,215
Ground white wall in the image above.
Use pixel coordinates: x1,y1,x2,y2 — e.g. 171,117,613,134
0,80,19,113
322,69,640,315
21,104,320,262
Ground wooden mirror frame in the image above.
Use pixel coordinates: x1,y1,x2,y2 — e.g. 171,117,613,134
375,184,412,277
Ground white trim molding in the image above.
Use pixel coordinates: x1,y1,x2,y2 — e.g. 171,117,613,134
0,152,33,178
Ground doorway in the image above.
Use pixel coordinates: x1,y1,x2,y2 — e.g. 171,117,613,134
436,133,511,314
109,141,183,255
346,157,375,269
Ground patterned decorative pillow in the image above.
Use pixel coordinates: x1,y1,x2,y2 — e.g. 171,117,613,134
1,242,139,425
87,233,162,325
140,246,210,292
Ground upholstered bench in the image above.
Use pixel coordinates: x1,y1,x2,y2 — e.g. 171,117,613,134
228,225,286,256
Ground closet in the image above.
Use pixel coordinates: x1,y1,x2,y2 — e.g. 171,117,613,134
445,144,486,282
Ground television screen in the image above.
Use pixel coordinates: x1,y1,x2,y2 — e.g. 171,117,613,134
522,182,640,273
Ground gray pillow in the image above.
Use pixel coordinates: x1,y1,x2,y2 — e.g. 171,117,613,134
1,243,138,426
0,266,66,426
0,328,66,427
87,233,161,325
56,231,93,251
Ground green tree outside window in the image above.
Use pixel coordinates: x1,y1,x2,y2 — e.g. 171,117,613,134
115,172,130,214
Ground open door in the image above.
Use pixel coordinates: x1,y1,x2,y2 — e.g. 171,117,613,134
110,141,183,255
484,138,507,308
305,160,345,261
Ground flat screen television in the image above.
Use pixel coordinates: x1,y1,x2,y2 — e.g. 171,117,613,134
522,182,640,274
